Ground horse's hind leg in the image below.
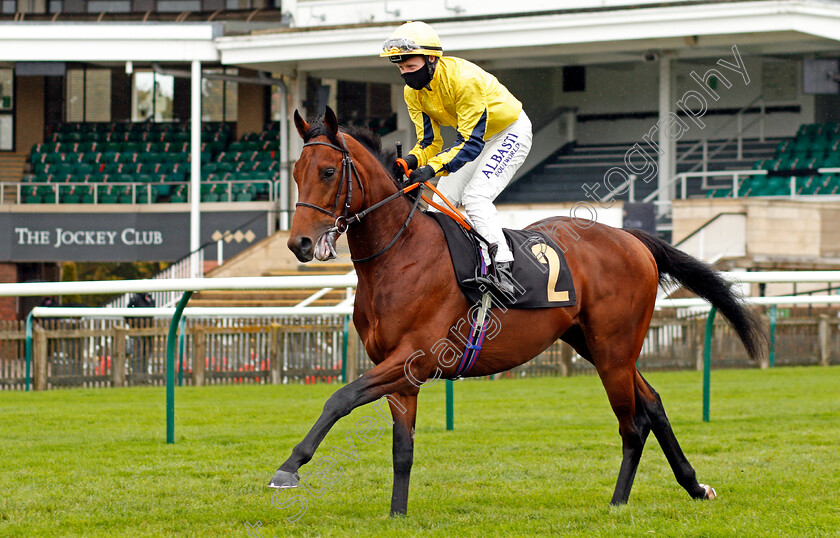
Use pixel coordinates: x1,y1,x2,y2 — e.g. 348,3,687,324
598,365,652,505
563,326,652,504
635,371,716,500
562,326,651,504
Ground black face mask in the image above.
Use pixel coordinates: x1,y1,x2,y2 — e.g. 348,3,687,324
402,66,432,90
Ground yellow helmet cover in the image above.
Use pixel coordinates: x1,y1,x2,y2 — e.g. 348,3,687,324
381,21,443,62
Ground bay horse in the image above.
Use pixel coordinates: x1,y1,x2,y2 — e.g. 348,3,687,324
269,106,766,516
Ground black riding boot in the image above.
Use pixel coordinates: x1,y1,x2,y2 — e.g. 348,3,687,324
493,261,516,297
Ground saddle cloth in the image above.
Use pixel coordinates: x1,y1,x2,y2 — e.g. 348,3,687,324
428,212,576,308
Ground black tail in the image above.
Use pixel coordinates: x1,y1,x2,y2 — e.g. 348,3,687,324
627,229,767,362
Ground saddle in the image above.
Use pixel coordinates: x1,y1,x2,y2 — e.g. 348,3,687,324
428,212,576,309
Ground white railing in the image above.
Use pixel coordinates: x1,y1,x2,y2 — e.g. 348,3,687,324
619,166,840,223
2,179,275,205
676,94,766,171
7,271,838,313
0,275,358,298
657,270,840,311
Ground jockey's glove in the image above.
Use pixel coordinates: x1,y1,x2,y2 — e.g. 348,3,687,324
394,155,418,178
408,165,435,184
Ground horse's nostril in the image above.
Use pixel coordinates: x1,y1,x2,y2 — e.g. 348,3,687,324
299,236,312,253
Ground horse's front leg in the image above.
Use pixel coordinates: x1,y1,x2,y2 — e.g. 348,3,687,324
268,349,422,490
389,392,418,516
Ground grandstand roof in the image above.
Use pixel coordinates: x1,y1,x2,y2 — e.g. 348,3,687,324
0,23,221,62
217,0,840,75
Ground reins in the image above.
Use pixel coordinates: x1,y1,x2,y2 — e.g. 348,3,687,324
295,132,478,262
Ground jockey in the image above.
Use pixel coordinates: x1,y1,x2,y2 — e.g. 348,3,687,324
381,21,533,296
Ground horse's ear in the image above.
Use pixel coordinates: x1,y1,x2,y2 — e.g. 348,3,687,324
323,106,339,136
293,110,309,140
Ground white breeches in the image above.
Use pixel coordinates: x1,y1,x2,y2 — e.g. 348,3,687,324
431,111,533,264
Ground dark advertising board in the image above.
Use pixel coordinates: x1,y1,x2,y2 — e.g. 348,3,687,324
0,211,270,262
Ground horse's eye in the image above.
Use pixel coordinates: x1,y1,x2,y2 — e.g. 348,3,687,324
322,168,336,180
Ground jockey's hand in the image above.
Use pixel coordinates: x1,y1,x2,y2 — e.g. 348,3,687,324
408,165,435,185
394,155,418,178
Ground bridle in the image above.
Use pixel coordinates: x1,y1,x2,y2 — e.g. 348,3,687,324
294,132,423,263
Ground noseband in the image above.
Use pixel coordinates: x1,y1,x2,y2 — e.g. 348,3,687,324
294,132,422,263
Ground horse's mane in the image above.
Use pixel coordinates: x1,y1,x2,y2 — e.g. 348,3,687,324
304,115,399,183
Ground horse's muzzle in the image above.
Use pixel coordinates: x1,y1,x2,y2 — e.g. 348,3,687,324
288,235,314,262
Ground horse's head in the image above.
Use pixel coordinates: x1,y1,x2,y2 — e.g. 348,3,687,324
288,106,364,263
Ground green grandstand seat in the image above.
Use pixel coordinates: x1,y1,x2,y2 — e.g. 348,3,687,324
135,185,158,204
775,140,792,155
744,177,766,195
98,186,119,204
169,185,188,203
797,177,818,195
812,137,830,154
100,151,120,164
52,163,73,176
201,183,220,202
117,186,133,204
822,154,840,168
41,185,59,203
252,160,272,172
81,152,100,164
75,142,93,154
60,186,81,204
74,163,94,176
137,163,159,175
100,163,119,175
152,180,171,197
166,171,187,183
134,151,154,164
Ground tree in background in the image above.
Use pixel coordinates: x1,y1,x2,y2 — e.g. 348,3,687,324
60,262,169,306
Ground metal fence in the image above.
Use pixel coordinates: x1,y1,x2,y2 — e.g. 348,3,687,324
2,308,838,390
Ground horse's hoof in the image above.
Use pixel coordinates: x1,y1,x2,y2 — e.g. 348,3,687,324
267,470,300,489
700,483,717,500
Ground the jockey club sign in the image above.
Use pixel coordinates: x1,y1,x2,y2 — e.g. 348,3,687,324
0,211,269,262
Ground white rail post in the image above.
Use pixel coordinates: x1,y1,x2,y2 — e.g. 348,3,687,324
190,59,202,279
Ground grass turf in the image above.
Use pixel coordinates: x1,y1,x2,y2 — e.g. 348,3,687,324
1,366,839,537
